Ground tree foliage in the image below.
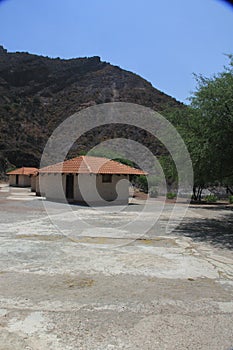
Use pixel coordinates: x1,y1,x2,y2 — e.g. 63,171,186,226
190,56,233,196
164,56,233,200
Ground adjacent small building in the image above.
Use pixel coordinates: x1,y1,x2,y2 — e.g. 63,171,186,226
7,167,38,187
31,171,39,193
39,156,146,205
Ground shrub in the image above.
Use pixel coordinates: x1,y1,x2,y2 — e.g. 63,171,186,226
229,196,233,204
134,175,148,193
149,186,158,198
166,192,176,199
204,194,218,203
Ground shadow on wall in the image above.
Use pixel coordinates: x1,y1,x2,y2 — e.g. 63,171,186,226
176,207,233,250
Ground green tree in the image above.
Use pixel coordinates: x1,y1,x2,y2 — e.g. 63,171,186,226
163,105,208,199
190,55,233,196
163,56,233,200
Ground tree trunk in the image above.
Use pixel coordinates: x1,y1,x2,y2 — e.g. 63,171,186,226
193,185,203,201
226,186,233,195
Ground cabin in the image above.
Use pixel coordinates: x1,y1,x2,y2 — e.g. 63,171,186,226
7,167,38,187
38,156,146,205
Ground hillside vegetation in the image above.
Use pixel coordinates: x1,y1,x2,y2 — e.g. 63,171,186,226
0,45,181,176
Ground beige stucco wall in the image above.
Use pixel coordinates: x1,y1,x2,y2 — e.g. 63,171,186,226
40,173,130,205
74,174,129,204
9,174,31,187
9,175,16,186
19,175,31,187
39,174,66,200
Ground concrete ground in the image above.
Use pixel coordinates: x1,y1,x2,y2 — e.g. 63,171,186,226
0,185,233,350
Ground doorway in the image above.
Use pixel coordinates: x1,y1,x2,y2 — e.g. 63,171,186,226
16,174,19,185
66,174,74,200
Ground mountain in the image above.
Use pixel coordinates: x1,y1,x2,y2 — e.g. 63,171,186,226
0,45,182,176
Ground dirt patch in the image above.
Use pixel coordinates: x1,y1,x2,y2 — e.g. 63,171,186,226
51,276,95,290
16,234,64,241
136,237,178,247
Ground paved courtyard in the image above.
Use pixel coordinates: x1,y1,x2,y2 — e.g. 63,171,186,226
0,185,233,350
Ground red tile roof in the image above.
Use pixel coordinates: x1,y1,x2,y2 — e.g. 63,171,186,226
39,156,147,175
6,167,38,176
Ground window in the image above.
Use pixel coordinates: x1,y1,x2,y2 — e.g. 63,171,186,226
102,174,112,183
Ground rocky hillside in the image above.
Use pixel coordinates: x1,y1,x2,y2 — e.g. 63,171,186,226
0,45,182,175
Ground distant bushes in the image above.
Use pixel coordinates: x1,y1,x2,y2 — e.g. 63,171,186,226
204,194,218,203
149,186,158,198
229,196,233,204
134,175,160,194
134,175,148,193
166,192,176,200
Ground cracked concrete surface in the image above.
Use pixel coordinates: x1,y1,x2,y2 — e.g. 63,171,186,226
0,186,233,349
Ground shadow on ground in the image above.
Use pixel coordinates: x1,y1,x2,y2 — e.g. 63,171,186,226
190,203,233,211
176,208,233,250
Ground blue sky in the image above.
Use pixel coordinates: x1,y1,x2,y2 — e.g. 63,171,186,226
0,0,232,103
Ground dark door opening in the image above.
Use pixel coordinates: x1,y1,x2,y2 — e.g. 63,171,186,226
66,174,74,199
16,174,19,185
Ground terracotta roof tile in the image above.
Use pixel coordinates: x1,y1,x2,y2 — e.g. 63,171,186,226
6,167,38,176
39,156,147,175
